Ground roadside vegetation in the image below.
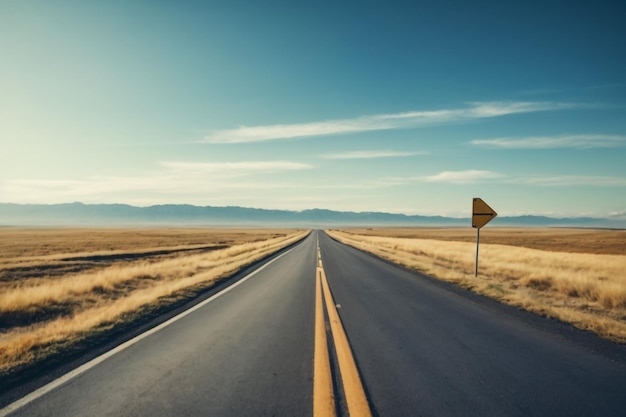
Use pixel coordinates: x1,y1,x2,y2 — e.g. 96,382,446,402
0,228,308,374
327,228,626,343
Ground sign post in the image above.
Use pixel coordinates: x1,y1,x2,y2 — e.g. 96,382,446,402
472,198,497,277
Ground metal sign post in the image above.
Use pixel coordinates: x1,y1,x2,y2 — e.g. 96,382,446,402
475,227,480,277
472,198,497,277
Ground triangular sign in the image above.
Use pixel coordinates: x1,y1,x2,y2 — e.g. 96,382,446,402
472,198,497,229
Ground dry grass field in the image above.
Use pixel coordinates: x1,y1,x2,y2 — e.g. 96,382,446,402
328,228,626,343
0,228,308,374
338,227,626,255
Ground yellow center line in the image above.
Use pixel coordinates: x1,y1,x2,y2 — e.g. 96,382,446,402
314,267,336,417
314,241,373,417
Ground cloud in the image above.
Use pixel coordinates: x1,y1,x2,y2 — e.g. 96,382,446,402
413,172,626,186
364,170,503,186
608,210,626,219
307,171,623,191
160,160,312,173
515,175,626,187
471,134,626,149
421,170,503,184
320,150,425,159
1,160,311,205
206,101,579,143
415,172,626,186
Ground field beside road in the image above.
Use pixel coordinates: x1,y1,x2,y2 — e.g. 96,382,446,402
0,228,307,375
327,228,626,343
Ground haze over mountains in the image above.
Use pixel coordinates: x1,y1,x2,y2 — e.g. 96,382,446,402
1,203,624,228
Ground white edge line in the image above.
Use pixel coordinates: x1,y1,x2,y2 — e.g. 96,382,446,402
0,245,298,417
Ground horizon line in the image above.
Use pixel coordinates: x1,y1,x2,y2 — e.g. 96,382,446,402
0,201,623,221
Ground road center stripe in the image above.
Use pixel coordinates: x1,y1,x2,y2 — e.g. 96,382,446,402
314,268,336,417
315,240,372,417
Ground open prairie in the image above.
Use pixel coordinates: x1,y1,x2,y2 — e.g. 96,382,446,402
328,228,626,343
0,228,307,374
337,227,626,255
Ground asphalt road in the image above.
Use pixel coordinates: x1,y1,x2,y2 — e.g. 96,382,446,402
3,230,626,416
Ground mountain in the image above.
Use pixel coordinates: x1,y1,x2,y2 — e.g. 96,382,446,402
0,202,623,228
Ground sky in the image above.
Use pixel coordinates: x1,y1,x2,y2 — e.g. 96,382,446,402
1,0,625,219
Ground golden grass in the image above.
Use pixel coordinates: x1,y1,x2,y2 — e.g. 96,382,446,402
0,228,284,259
340,227,626,255
0,228,291,278
0,229,308,373
327,229,626,343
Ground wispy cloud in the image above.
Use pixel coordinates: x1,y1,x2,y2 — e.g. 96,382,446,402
2,160,311,205
471,134,626,149
515,175,626,187
415,172,626,186
309,170,626,190
160,160,312,173
363,170,503,186
608,210,626,219
421,170,503,184
320,150,425,159
206,101,580,143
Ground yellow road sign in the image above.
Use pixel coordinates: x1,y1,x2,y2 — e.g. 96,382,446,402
472,198,497,229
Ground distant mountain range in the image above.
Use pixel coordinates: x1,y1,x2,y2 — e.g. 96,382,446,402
0,202,624,228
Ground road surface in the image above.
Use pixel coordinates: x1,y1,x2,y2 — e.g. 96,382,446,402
2,230,626,416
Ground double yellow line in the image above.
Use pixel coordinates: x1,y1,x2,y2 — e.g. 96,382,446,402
314,242,372,417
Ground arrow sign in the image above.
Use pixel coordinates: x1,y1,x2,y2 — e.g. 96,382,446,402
472,198,497,229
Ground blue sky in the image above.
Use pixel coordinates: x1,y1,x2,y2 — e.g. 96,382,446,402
1,1,625,218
